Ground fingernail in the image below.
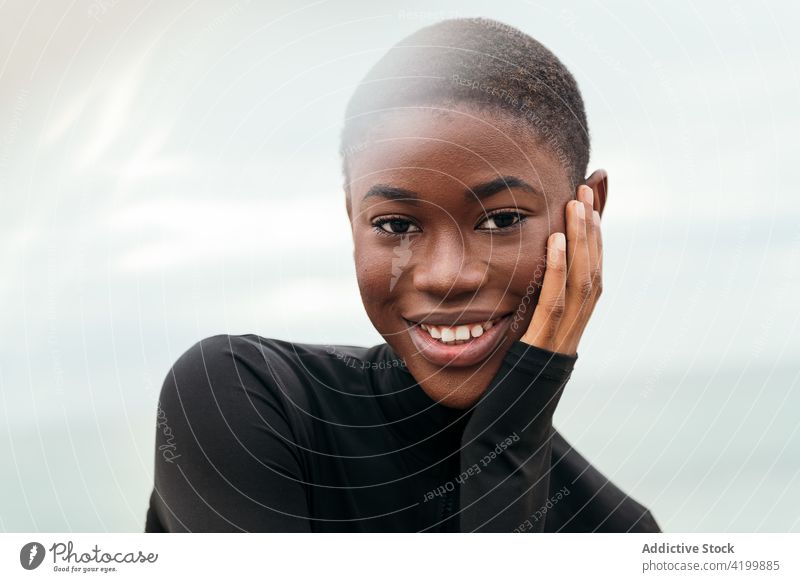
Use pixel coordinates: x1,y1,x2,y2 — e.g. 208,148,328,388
581,186,593,205
575,200,585,219
554,232,565,250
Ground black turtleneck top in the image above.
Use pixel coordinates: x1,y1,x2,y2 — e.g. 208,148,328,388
144,334,660,533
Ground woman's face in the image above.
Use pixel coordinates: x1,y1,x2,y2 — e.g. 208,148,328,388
346,104,574,408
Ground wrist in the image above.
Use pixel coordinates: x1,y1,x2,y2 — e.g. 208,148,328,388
503,340,577,380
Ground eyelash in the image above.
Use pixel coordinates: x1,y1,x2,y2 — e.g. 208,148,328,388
477,209,528,231
371,210,528,237
371,215,420,237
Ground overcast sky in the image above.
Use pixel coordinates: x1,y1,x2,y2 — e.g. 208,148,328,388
1,0,798,532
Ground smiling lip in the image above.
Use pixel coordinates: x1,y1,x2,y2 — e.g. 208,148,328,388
403,309,508,326
404,312,513,367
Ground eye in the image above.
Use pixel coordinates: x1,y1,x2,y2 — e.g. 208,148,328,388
477,210,527,231
372,216,421,236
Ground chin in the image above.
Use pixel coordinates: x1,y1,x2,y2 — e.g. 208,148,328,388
398,334,514,410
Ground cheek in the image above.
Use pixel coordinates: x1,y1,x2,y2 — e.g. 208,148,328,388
353,232,395,304
490,221,552,294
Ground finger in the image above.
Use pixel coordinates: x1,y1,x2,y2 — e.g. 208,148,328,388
521,232,566,350
566,195,593,309
580,186,600,289
560,194,594,351
593,209,603,294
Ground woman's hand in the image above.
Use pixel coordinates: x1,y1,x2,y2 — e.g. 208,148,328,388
520,185,603,356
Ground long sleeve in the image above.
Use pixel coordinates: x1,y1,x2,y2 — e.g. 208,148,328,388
144,335,591,532
146,335,312,532
457,340,576,532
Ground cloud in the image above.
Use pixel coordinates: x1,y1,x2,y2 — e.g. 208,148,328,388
108,194,351,274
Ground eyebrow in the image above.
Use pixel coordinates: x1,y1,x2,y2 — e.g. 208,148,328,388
362,175,541,204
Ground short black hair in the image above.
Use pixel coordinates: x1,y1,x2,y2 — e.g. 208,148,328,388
339,17,590,192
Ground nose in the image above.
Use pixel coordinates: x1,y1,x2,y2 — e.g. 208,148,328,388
411,230,488,298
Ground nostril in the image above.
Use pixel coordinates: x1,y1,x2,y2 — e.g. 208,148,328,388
411,264,488,297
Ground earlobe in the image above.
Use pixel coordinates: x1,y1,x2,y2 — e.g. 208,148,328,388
584,169,609,216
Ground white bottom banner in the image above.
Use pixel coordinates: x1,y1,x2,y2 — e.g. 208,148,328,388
1,533,796,581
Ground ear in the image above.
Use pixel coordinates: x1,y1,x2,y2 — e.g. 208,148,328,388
585,169,609,217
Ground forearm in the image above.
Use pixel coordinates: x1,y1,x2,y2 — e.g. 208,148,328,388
457,341,576,532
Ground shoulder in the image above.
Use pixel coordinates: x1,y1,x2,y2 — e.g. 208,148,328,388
151,335,332,532
167,333,372,381
546,429,662,533
160,334,376,415
171,332,341,362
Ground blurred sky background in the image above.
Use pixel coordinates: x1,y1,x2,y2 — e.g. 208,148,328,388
1,0,798,532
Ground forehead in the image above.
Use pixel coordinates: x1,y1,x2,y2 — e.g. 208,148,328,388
347,105,569,198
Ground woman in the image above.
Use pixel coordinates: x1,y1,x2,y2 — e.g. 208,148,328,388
145,17,660,532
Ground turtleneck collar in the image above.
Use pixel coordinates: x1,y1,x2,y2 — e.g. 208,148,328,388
364,342,473,452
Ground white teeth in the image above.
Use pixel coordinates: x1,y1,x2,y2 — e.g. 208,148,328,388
415,316,504,344
455,325,470,340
